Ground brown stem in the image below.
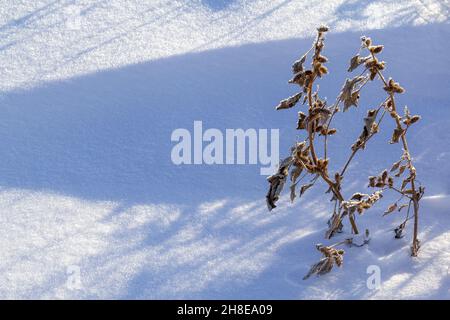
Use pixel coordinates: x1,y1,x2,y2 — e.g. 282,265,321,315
340,100,387,177
307,81,318,165
348,213,359,234
373,59,420,256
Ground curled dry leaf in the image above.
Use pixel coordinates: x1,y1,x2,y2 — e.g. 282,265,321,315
369,45,384,54
383,203,398,216
276,92,302,110
348,54,370,72
403,115,421,126
266,156,292,210
390,159,402,172
303,245,344,280
290,182,298,203
297,112,307,130
395,165,407,177
390,127,405,144
340,76,365,112
292,54,307,74
300,183,314,197
325,213,343,239
351,192,368,201
395,222,406,239
289,165,303,203
290,165,303,183
401,176,412,191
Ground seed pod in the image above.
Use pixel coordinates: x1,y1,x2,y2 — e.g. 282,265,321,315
318,65,328,77
375,181,385,188
381,169,388,181
316,55,328,63
315,125,324,133
369,45,384,54
351,193,367,201
410,115,421,124
393,84,405,94
365,58,378,68
368,176,376,187
317,25,329,32
388,176,394,187
376,61,385,70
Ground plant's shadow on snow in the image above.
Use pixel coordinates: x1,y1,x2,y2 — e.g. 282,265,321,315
0,23,449,299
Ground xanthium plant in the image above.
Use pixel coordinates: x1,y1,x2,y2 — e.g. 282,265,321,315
266,26,424,278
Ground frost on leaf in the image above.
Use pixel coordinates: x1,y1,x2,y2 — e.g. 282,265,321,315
348,54,370,72
266,156,293,210
275,92,302,110
292,54,307,74
303,245,344,280
339,76,365,112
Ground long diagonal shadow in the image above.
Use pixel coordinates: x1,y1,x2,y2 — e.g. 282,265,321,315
0,23,449,299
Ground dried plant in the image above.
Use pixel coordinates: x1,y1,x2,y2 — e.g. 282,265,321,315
266,26,424,278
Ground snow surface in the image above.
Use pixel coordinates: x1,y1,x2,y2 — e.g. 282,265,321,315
0,0,449,299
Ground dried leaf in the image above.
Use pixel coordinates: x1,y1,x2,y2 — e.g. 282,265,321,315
290,166,303,183
290,182,298,203
369,45,384,54
390,128,405,144
292,54,307,74
348,54,370,72
340,76,364,112
390,160,402,172
395,165,407,177
410,115,421,124
266,156,293,210
297,112,307,130
383,203,398,216
275,92,302,110
303,245,344,280
300,183,314,197
395,223,406,239
401,176,411,190
351,193,368,201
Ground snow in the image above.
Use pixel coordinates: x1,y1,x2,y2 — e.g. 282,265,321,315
0,0,449,299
